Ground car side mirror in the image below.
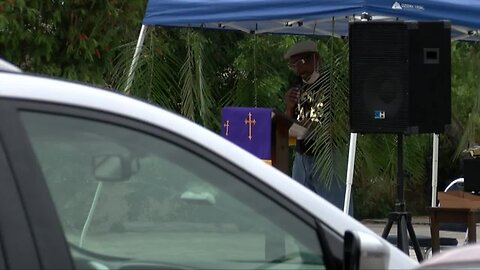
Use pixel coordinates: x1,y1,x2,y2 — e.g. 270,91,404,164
93,154,139,182
344,230,389,270
344,231,361,270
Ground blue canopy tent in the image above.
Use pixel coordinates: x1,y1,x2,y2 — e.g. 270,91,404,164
142,0,480,38
127,0,480,214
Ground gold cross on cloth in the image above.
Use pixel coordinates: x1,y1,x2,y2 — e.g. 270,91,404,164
244,112,256,140
223,120,230,136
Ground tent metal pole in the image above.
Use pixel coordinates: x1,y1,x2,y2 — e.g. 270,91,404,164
431,133,439,207
124,24,148,94
344,132,357,214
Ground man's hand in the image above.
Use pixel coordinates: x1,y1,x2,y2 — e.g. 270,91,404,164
284,87,300,118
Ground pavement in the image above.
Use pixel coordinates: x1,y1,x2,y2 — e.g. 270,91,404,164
361,216,480,261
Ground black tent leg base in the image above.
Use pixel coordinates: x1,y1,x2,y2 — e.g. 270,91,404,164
382,211,424,262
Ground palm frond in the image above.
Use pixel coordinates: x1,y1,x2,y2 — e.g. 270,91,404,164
308,38,350,188
110,27,219,128
108,28,182,111
229,35,292,109
178,29,219,128
356,135,397,182
179,31,196,120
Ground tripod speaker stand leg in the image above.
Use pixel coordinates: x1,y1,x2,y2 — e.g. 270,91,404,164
381,134,424,262
406,215,424,260
382,212,424,261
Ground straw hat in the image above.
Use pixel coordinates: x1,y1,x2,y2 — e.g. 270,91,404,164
284,40,318,59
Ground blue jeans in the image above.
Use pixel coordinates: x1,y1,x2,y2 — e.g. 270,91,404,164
292,152,353,215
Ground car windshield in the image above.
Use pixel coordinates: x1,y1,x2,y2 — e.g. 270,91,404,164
20,110,325,270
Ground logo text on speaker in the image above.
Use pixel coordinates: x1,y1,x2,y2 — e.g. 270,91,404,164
374,111,386,119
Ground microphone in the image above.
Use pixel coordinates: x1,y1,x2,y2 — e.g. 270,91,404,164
291,76,304,119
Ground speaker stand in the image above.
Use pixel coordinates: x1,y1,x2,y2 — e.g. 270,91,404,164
381,134,424,262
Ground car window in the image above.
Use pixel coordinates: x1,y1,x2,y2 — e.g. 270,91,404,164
20,111,325,269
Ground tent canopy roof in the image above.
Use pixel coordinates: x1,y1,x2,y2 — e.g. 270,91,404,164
143,0,480,40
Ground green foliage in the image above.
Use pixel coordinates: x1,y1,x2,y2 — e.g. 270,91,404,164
0,0,146,84
451,41,480,159
229,34,293,109
352,134,431,219
353,171,395,219
110,28,183,110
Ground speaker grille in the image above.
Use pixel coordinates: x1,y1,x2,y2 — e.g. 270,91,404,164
349,21,451,134
350,22,410,133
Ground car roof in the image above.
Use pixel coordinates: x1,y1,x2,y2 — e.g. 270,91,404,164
0,58,22,73
0,71,417,268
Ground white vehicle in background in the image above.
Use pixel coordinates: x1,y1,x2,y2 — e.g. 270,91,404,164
414,243,480,269
0,58,417,269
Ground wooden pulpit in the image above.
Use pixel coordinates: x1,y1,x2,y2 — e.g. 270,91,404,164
271,110,291,174
271,109,306,174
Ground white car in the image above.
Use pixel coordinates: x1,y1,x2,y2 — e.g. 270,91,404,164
415,243,480,269
0,59,417,269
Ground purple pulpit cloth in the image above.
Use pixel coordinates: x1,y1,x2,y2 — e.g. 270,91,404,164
221,107,272,160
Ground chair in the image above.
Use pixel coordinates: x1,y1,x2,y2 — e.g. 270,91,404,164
438,178,468,245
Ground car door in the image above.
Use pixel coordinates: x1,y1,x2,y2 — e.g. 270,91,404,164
0,98,340,269
0,99,74,269
0,141,39,269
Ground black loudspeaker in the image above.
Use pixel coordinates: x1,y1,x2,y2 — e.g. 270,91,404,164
349,21,451,134
463,158,480,193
